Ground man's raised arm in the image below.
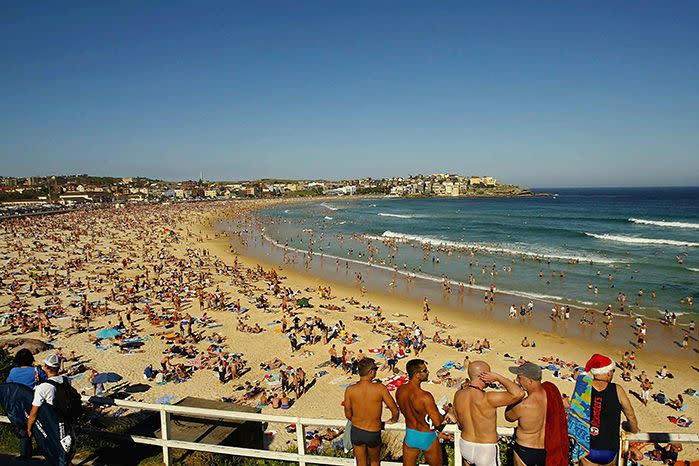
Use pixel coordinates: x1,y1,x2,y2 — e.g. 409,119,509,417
481,372,525,407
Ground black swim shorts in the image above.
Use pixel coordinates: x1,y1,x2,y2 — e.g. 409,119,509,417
351,425,381,448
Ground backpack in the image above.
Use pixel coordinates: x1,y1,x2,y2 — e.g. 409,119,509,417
46,379,83,423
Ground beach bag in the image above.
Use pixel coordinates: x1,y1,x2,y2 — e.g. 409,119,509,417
46,380,83,423
656,392,666,404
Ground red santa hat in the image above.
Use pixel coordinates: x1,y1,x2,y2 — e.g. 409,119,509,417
585,353,615,375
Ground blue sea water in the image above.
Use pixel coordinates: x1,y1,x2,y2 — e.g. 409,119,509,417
258,187,699,320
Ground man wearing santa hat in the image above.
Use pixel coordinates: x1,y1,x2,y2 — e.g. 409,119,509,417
580,354,639,466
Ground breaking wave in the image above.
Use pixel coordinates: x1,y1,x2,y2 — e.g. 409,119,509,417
629,218,699,229
373,231,621,264
585,232,699,248
378,213,418,219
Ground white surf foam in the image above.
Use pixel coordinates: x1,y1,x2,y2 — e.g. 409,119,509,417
507,291,567,302
656,309,688,317
687,267,699,272
257,232,635,311
378,213,417,219
585,232,699,247
320,203,338,211
375,231,620,264
324,216,333,220
629,218,699,229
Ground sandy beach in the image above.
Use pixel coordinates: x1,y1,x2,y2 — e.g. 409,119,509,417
1,199,697,459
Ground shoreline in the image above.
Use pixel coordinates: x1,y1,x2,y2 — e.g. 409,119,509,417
215,212,695,360
241,197,695,325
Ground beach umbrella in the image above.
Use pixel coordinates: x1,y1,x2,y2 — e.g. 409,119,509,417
96,328,122,339
91,372,123,384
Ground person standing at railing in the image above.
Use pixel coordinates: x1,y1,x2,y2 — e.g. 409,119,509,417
453,360,525,466
396,359,445,466
505,362,569,466
343,357,399,466
26,353,80,466
569,354,639,466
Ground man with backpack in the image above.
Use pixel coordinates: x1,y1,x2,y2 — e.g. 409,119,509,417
26,353,81,464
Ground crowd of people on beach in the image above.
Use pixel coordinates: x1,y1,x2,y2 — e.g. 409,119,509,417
1,200,697,466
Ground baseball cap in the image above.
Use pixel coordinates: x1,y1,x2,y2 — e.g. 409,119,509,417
508,362,542,381
43,353,61,368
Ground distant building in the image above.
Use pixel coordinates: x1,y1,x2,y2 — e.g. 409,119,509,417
245,186,260,197
58,191,112,204
432,184,446,196
325,185,356,196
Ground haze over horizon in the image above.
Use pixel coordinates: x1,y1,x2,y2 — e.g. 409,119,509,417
2,2,698,187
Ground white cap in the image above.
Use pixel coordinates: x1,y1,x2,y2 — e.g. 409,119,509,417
43,353,61,368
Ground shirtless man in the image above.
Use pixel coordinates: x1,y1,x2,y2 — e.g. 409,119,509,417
344,358,400,466
396,359,444,466
505,363,546,466
453,360,525,466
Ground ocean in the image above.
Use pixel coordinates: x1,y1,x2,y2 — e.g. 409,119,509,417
255,187,699,321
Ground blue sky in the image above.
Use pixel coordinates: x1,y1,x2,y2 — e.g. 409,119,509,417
2,2,698,187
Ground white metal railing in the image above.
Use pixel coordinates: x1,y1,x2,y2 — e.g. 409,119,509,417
0,395,697,466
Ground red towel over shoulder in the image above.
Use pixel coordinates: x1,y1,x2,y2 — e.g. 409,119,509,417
543,381,569,466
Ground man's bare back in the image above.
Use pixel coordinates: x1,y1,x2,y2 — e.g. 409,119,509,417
506,389,546,449
453,361,525,443
345,380,397,431
344,358,399,466
396,381,435,432
396,359,443,466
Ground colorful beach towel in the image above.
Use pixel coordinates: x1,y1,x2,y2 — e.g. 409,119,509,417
568,373,593,463
383,375,408,391
156,394,177,405
442,361,465,371
668,416,693,428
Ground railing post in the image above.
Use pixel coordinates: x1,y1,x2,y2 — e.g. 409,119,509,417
617,431,626,466
161,409,171,466
296,418,306,466
454,430,461,466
